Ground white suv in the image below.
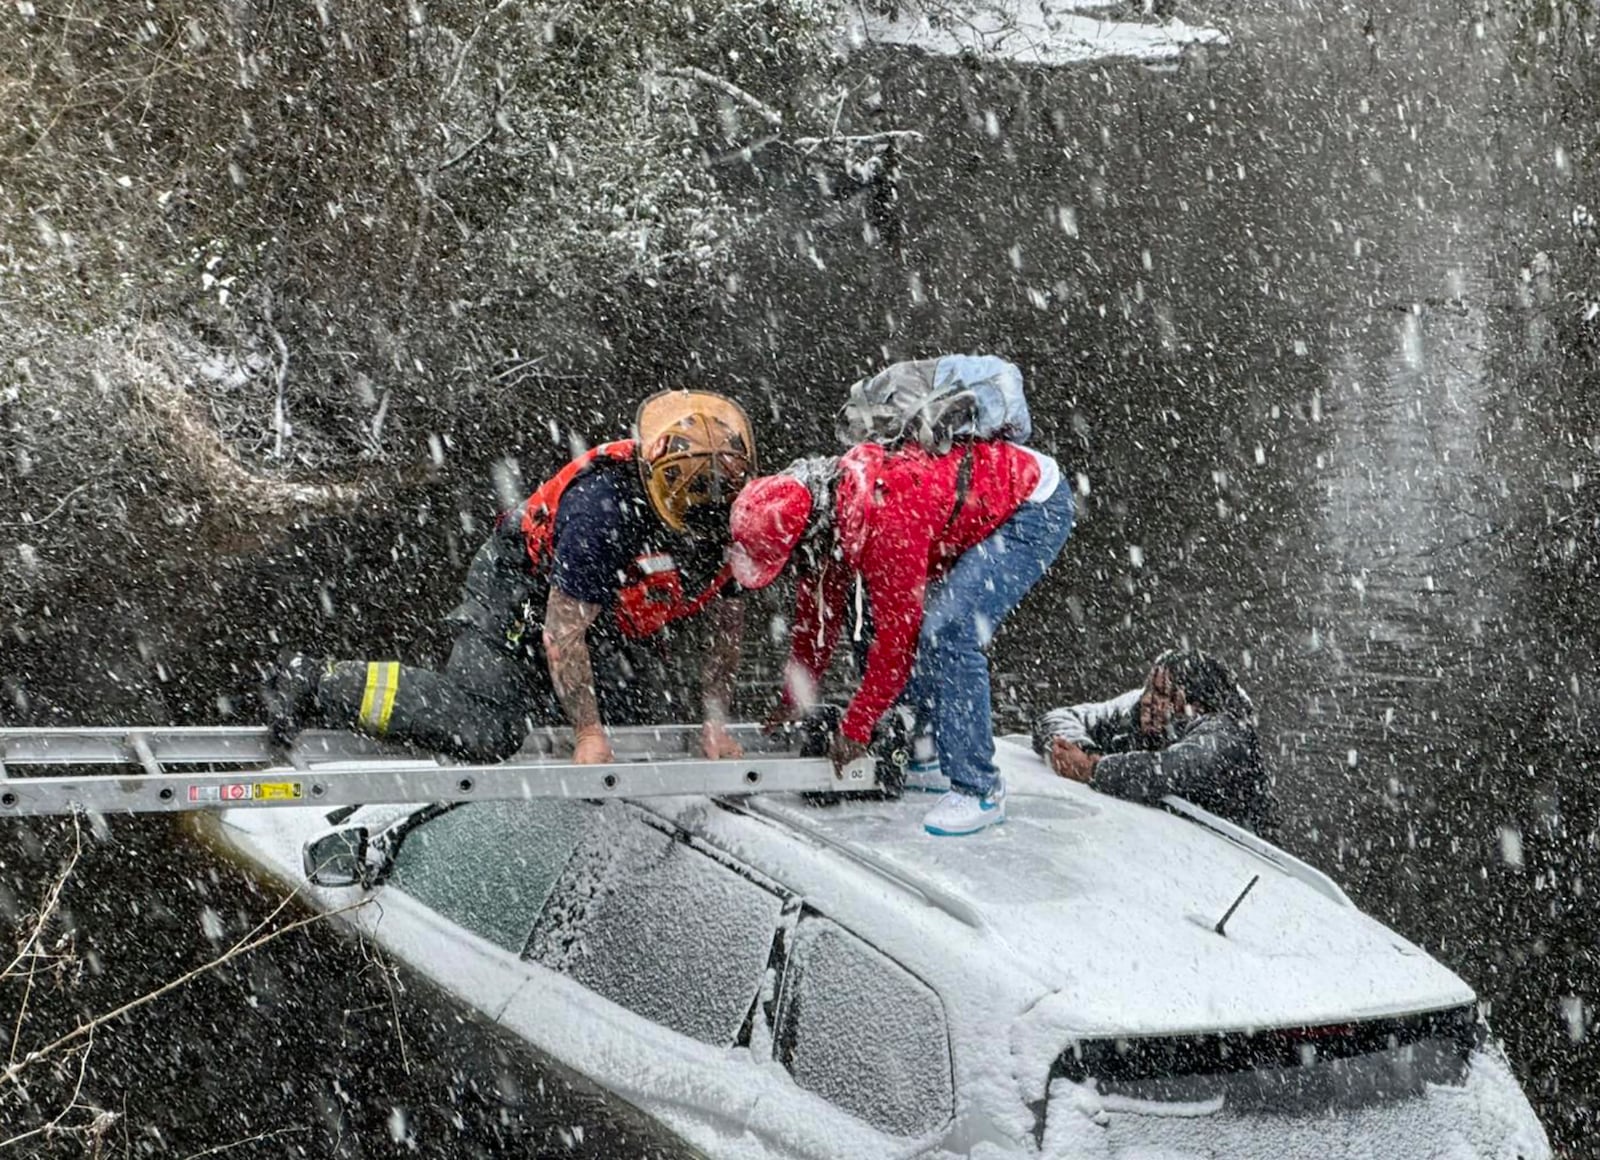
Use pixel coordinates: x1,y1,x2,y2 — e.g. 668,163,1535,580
214,737,1550,1159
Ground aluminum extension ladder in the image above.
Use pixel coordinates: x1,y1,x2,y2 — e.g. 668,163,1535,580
0,724,878,817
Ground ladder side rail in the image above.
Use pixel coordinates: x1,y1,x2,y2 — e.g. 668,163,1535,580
0,726,295,767
0,723,800,768
603,724,800,756
0,755,873,816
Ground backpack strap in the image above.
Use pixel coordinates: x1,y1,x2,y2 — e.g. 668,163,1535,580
939,445,975,538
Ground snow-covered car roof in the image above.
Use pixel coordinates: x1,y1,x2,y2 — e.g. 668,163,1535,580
638,740,1474,1092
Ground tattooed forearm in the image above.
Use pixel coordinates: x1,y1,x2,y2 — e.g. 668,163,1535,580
701,597,744,723
543,587,603,730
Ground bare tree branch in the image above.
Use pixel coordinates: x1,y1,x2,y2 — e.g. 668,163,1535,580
444,0,521,96
0,895,374,1091
259,290,291,461
128,333,371,516
0,483,89,529
790,129,925,150
0,1029,113,1153
436,121,500,173
661,66,784,129
2,816,81,982
360,936,411,1075
176,1125,309,1159
6,947,38,1071
702,132,786,168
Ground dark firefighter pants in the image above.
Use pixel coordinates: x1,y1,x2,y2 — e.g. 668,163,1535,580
313,625,678,763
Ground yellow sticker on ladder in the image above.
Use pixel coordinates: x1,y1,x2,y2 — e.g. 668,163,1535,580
252,782,303,801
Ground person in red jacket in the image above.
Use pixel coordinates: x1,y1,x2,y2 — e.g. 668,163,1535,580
729,440,1073,835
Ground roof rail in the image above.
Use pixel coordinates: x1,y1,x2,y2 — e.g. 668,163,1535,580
733,798,984,929
1160,795,1353,908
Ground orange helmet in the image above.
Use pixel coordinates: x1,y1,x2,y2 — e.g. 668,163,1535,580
635,389,757,535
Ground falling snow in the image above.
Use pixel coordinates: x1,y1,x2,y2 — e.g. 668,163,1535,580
4,0,1599,1154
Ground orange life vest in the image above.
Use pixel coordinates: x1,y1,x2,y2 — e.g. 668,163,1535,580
520,440,733,639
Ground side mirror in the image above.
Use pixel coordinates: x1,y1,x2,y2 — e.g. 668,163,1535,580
303,825,370,887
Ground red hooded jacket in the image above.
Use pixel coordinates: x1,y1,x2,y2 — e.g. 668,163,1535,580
783,441,1043,743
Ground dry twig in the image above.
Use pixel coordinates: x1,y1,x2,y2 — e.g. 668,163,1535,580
176,1125,310,1158
0,895,374,1091
0,483,89,530
2,819,81,984
661,66,785,129
0,1027,117,1154
790,129,925,151
359,936,412,1075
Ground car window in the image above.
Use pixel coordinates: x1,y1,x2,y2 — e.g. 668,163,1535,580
388,799,592,952
775,915,954,1138
526,803,783,1048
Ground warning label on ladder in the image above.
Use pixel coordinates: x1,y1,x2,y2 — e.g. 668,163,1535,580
187,781,304,804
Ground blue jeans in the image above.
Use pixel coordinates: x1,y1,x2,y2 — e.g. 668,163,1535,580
902,485,1075,795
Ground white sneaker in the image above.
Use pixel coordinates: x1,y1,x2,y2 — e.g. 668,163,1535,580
922,782,1006,836
904,758,950,793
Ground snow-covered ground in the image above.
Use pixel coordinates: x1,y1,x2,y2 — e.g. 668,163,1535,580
848,0,1228,66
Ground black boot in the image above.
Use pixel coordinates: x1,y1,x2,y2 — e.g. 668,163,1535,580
262,652,324,749
868,712,909,801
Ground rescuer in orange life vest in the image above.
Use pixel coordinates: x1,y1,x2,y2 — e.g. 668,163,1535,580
262,390,757,764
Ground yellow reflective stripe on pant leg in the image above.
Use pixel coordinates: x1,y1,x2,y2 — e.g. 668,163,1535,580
377,661,400,732
359,662,401,734
358,663,382,731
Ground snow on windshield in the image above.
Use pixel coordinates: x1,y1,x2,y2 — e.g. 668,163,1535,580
527,803,784,1048
779,915,954,1139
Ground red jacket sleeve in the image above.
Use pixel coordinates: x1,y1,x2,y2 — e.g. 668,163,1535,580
781,564,849,711
840,506,937,743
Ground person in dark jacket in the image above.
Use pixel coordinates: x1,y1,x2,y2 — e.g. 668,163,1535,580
1032,648,1271,833
263,390,756,765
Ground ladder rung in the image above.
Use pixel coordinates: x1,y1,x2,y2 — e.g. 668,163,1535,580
128,734,164,779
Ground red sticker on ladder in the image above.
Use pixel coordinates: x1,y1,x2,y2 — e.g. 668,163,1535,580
188,784,252,803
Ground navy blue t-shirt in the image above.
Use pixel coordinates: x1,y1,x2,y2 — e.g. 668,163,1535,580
549,458,730,607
